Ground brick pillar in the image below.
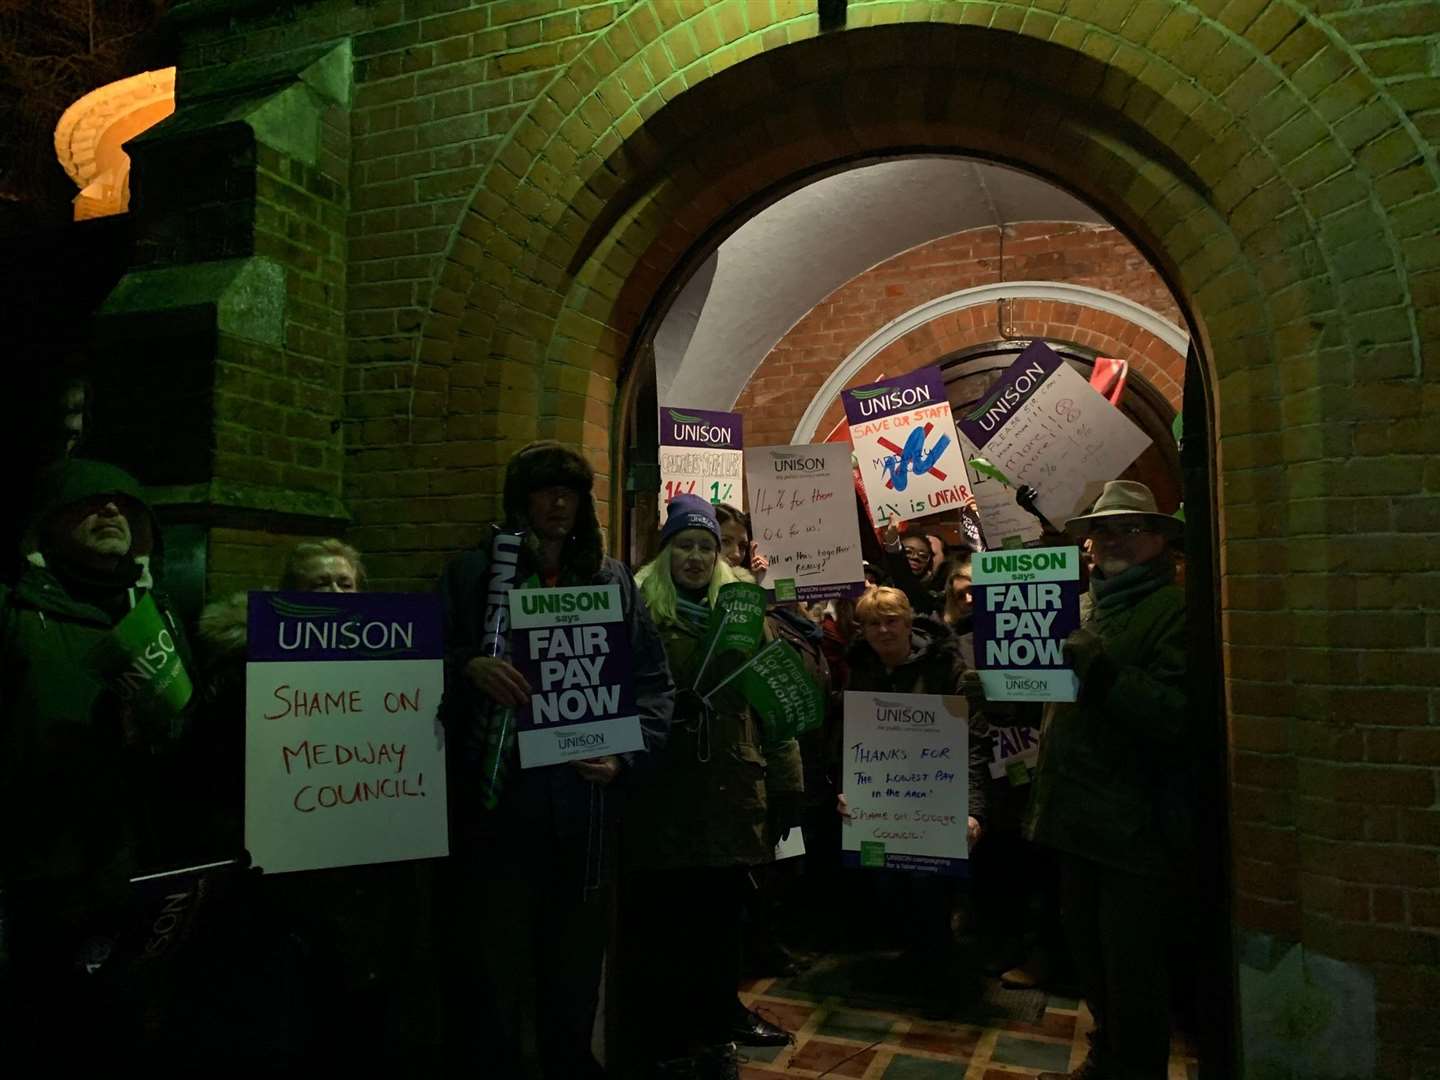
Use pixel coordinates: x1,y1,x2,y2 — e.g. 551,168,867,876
89,37,353,602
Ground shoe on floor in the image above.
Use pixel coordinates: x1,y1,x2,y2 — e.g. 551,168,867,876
730,1004,792,1047
1001,945,1051,990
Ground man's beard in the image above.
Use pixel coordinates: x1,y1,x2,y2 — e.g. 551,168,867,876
1097,556,1131,576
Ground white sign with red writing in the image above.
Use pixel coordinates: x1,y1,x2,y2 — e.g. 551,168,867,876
245,593,449,874
843,366,975,527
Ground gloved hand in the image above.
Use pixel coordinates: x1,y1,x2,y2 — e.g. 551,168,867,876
1062,627,1108,680
959,668,985,710
766,790,804,846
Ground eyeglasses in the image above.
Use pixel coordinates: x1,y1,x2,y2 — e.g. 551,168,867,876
1086,522,1151,538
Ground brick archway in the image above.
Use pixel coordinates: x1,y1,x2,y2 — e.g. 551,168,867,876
370,7,1435,1072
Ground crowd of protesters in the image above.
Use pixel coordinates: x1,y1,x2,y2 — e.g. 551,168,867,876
0,428,1190,1080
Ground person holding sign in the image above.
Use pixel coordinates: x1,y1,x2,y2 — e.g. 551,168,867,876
438,440,675,1079
0,458,194,1060
623,495,805,1076
1023,482,1188,1080
837,587,990,960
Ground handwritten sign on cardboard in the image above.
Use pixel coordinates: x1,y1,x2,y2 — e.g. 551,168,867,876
744,442,864,602
842,691,970,876
245,592,448,875
843,366,976,527
958,341,1150,526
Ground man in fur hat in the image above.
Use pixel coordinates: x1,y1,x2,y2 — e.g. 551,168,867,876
438,440,675,1077
1028,480,1189,1080
0,458,193,1059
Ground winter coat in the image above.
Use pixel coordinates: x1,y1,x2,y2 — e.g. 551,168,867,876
845,615,990,824
438,523,675,849
0,460,192,923
1024,559,1188,877
623,610,805,871
769,606,840,806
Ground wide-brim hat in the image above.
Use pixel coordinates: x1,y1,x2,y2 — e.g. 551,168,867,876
1064,480,1184,539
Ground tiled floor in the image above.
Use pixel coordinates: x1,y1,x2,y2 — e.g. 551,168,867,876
735,970,1201,1079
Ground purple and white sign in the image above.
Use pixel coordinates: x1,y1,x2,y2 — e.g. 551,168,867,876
660,405,743,518
744,443,866,603
509,583,644,768
958,341,1151,525
972,546,1082,701
841,691,971,877
843,366,976,527
245,592,448,874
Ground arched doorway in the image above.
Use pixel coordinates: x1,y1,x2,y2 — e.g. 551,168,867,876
607,152,1224,1077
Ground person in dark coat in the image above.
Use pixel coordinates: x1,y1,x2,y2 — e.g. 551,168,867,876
838,586,990,957
0,458,194,1062
438,440,675,1078
622,495,804,1079
879,522,946,616
1027,482,1188,1080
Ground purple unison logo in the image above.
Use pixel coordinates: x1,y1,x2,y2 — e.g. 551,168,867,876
661,407,743,449
843,366,946,424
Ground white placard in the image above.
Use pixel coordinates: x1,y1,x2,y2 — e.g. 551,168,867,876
843,366,976,527
743,442,865,602
958,430,1043,548
841,691,970,875
958,342,1151,526
245,658,448,874
659,406,743,519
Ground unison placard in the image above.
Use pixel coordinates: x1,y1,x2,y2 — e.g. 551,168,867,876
841,691,971,876
659,406,743,519
509,583,643,768
972,547,1082,701
245,592,448,875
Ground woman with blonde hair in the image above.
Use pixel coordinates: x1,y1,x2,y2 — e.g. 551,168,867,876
839,586,990,963
622,495,802,1078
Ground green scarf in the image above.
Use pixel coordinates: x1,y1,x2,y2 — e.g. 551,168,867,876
1089,556,1174,615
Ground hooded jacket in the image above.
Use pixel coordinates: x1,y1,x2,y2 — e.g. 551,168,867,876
845,615,990,824
438,442,675,848
0,459,191,920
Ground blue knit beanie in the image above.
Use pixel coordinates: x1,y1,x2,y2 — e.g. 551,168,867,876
659,494,721,548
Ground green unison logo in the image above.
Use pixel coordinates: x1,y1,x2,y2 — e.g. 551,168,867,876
849,387,889,401
667,408,703,423
270,596,346,620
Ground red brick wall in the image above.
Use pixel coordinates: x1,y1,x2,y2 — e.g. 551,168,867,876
736,224,1185,446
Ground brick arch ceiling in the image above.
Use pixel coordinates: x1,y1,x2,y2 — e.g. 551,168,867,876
652,157,1111,413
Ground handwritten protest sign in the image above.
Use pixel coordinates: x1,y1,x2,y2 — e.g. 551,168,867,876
509,583,644,768
843,366,976,527
660,406,743,521
245,593,448,875
958,341,1150,526
842,691,970,875
958,431,1043,549
744,443,865,602
973,547,1082,701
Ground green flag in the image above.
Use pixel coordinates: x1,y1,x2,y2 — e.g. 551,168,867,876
691,581,768,690
968,456,1013,487
737,640,825,742
88,593,193,737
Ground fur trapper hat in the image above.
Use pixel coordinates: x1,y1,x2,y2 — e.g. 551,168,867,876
502,440,602,579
